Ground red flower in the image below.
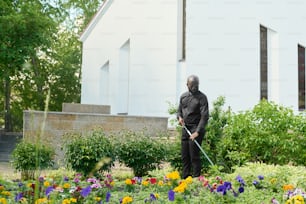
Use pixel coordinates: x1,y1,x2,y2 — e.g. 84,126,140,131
149,178,157,184
131,179,136,185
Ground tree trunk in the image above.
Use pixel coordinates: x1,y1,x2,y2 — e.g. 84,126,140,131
4,77,12,132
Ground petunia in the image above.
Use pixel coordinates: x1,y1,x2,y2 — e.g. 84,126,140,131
45,186,54,196
258,175,264,180
168,190,175,201
106,192,111,202
80,186,92,197
238,186,244,193
15,192,23,202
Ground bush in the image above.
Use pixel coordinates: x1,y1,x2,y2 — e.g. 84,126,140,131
63,130,115,177
11,140,55,180
219,99,306,169
112,130,169,177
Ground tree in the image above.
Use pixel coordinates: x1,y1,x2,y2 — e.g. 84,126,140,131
0,0,57,131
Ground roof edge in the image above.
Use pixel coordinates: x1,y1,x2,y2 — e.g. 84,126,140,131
79,0,114,42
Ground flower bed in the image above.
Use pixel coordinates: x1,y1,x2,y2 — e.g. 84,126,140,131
0,163,306,203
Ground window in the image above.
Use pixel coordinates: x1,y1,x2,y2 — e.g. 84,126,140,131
298,44,305,110
178,0,186,61
260,25,268,100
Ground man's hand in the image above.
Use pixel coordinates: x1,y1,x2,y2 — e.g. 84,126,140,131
178,117,185,126
190,132,199,141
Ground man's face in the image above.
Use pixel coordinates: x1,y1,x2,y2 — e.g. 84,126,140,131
187,78,199,93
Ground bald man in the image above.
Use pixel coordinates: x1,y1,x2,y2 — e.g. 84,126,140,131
177,75,209,179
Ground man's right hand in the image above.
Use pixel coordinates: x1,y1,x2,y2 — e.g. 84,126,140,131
178,117,185,126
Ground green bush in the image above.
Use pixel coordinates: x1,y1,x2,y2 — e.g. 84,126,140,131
112,131,169,177
11,140,55,180
219,99,306,169
63,130,115,177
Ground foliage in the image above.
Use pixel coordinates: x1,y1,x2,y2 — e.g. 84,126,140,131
219,99,306,170
11,140,55,180
112,130,169,177
63,130,115,177
1,162,306,203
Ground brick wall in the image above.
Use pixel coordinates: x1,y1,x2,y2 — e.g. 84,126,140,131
23,110,168,165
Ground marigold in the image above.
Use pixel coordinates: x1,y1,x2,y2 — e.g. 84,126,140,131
142,181,149,186
0,198,7,204
122,196,133,204
166,171,180,180
35,197,48,204
44,181,50,187
283,184,294,191
125,179,132,185
63,183,71,189
1,191,10,196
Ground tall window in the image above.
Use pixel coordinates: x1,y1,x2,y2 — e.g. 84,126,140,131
298,44,305,110
178,0,186,61
260,25,268,100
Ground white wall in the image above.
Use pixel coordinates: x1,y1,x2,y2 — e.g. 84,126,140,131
186,0,306,111
81,0,178,117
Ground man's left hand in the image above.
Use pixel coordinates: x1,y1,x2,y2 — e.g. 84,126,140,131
190,132,199,141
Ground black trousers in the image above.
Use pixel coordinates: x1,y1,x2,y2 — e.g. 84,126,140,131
181,128,204,179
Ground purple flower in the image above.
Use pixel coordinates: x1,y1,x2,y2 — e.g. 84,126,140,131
38,177,44,182
45,186,54,196
238,186,244,193
236,175,245,186
258,175,264,180
15,192,23,202
253,180,259,186
168,190,175,201
150,193,157,201
224,182,232,190
64,176,69,181
80,186,92,197
106,192,111,202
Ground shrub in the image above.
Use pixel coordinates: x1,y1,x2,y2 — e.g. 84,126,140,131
112,130,169,177
219,99,306,169
63,130,115,177
11,140,55,180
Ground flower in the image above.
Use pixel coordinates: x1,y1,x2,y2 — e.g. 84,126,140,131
106,192,111,202
121,196,133,204
80,186,91,197
168,190,175,201
283,184,294,191
166,171,180,180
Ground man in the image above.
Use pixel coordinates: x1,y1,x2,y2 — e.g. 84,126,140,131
177,75,209,179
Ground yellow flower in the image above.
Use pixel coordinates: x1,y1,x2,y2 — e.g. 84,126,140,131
110,181,115,186
142,181,149,186
166,171,180,180
95,197,101,201
62,198,71,204
0,198,7,204
125,179,132,185
44,181,50,187
185,176,193,184
270,178,277,184
70,198,77,203
173,181,188,193
1,191,11,196
63,183,71,189
154,193,159,199
0,186,4,191
35,197,48,204
158,181,164,186
20,198,27,203
283,184,294,191
122,196,133,204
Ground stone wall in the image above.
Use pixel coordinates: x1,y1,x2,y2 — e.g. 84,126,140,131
23,110,168,165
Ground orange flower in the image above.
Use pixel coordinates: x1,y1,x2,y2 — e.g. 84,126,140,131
283,184,294,191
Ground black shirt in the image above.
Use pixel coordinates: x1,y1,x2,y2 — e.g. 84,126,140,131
177,90,209,134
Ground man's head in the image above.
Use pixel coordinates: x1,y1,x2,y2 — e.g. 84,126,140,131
187,75,199,94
